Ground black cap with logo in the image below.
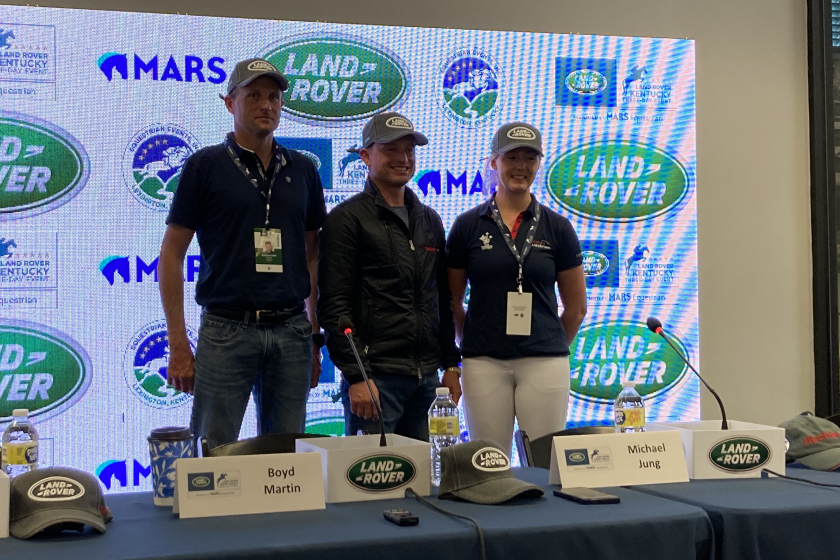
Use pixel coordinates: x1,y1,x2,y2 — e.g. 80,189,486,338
780,413,840,470
9,466,112,539
491,122,544,156
358,112,429,150
438,439,544,504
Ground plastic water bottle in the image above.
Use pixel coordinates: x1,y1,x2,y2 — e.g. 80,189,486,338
2,409,39,477
429,387,459,486
614,381,646,433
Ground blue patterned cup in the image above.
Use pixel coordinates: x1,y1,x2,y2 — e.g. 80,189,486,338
148,426,193,506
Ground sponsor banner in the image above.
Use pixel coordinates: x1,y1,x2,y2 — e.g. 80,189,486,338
0,23,56,99
0,5,696,487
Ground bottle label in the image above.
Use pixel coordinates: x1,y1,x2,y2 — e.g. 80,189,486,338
615,408,646,428
2,442,38,466
429,416,459,436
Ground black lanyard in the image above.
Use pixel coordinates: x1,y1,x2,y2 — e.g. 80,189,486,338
224,135,282,227
489,196,541,293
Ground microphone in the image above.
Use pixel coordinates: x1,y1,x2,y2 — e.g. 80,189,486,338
646,317,729,430
338,316,387,447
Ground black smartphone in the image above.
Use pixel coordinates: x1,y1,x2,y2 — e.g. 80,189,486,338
383,509,419,526
554,487,620,504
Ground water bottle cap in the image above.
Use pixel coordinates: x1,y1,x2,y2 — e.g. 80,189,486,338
621,381,636,388
11,409,29,417
435,387,450,396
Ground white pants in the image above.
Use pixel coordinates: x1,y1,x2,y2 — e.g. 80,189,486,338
461,356,570,457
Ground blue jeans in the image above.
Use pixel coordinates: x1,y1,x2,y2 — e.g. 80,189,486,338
191,311,312,449
340,373,440,441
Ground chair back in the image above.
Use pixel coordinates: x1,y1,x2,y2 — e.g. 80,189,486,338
207,432,329,457
517,426,616,469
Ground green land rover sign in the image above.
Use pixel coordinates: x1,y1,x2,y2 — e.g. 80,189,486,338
0,320,92,421
346,454,416,492
582,250,609,277
0,112,90,219
708,437,771,472
262,36,409,124
547,140,690,222
570,321,689,403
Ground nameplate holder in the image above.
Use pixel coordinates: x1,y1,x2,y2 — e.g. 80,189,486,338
549,431,689,488
174,452,325,519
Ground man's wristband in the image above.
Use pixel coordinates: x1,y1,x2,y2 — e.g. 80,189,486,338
445,366,462,376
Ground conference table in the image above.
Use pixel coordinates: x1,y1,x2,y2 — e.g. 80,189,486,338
631,468,840,560
2,468,714,560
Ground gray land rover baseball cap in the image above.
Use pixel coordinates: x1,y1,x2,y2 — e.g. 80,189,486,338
10,466,112,539
222,58,289,97
780,413,840,470
359,112,429,150
491,122,544,156
438,439,544,504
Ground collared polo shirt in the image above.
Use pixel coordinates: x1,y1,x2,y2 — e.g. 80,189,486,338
167,133,326,310
446,195,583,359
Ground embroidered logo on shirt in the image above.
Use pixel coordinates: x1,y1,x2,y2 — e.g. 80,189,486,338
533,240,552,250
479,232,493,250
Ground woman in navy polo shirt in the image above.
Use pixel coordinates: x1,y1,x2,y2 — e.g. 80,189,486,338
447,122,587,456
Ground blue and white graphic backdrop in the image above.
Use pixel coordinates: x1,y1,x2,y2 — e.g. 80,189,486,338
0,6,696,492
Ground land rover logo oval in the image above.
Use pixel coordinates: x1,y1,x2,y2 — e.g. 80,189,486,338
709,437,771,472
582,250,609,277
247,60,277,72
346,454,416,492
565,69,607,95
0,112,90,219
261,35,410,124
472,447,510,471
547,141,691,222
507,126,535,140
192,476,211,487
568,452,586,463
0,320,93,422
28,476,85,501
385,116,412,129
298,150,322,169
569,321,689,403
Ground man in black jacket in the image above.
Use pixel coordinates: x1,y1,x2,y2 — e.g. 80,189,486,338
318,112,461,440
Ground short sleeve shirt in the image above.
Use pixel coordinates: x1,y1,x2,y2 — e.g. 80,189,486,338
447,196,582,359
166,134,326,310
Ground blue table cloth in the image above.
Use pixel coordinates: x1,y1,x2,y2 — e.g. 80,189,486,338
1,468,713,560
632,468,840,560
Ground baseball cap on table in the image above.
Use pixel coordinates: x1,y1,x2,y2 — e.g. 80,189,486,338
438,439,544,505
779,413,840,470
222,58,289,97
491,122,544,156
9,466,112,539
358,112,429,150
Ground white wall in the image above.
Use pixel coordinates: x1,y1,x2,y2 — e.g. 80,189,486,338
6,0,814,425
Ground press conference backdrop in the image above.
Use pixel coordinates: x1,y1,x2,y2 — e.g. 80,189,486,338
0,6,697,492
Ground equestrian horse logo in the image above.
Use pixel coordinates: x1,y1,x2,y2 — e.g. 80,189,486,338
0,238,17,258
623,65,650,93
625,244,650,274
0,30,15,50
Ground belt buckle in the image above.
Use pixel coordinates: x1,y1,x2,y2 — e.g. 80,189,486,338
255,309,274,324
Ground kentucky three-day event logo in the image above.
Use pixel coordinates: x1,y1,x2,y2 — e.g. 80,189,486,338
436,49,502,128
123,124,201,212
260,34,410,124
0,23,56,99
97,52,226,84
123,319,196,409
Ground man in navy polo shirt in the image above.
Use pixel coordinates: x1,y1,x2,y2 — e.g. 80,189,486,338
158,58,327,449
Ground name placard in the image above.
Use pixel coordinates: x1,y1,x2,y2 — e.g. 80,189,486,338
549,431,689,488
174,452,325,519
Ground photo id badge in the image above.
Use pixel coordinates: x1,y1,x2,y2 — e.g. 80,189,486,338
254,228,282,273
506,291,532,336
